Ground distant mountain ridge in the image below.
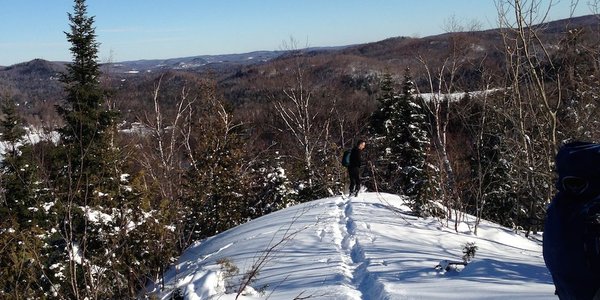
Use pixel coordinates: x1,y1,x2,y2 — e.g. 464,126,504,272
0,51,286,73
1,14,599,125
1,14,597,71
108,51,287,74
2,14,598,70
0,46,348,73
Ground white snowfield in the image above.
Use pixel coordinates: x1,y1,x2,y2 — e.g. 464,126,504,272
148,193,554,299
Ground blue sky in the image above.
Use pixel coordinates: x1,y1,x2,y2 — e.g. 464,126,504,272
0,0,592,66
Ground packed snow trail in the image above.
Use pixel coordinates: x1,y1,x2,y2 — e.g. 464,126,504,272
149,192,554,299
336,195,389,300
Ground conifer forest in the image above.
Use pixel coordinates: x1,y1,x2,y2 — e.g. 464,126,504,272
0,0,599,298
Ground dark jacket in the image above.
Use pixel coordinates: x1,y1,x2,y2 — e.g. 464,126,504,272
543,193,600,299
348,146,362,169
543,142,600,299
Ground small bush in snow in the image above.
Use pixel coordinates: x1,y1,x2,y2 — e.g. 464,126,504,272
217,258,240,292
462,242,478,263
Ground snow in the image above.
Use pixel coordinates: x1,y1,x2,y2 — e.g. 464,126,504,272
118,122,152,135
419,89,503,102
0,127,59,160
148,192,554,299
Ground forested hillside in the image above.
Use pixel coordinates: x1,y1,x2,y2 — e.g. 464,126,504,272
0,0,599,298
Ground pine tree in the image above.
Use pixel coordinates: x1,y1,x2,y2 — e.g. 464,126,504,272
200,144,248,235
265,157,296,211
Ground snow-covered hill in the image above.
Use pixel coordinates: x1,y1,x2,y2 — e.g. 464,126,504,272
146,193,554,299
109,51,286,73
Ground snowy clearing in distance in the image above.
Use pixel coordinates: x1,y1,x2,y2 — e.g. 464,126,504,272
418,88,504,102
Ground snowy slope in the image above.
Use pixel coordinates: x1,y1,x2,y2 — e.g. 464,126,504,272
147,193,554,299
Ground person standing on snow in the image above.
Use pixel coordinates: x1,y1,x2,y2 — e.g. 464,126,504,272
348,140,366,197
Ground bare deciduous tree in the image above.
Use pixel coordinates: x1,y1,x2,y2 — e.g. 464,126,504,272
416,32,468,230
273,38,336,190
494,0,574,235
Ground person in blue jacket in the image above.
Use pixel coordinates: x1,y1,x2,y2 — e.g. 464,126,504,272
543,141,600,300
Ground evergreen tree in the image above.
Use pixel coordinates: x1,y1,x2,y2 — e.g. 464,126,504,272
0,97,25,156
370,73,396,138
0,96,46,298
58,0,114,176
198,143,248,235
460,94,518,228
0,97,36,222
389,69,431,215
473,132,518,227
43,1,135,297
266,159,296,211
182,98,250,239
368,73,401,193
251,152,297,217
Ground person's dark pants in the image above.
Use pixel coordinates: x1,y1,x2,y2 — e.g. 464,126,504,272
348,167,360,195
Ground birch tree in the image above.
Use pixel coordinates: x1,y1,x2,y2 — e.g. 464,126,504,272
273,38,336,197
495,0,571,235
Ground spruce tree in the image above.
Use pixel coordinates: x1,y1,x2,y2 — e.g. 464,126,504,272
0,97,35,222
265,155,296,211
475,132,517,227
250,153,297,218
0,96,46,298
58,0,113,174
370,73,396,138
45,1,133,297
182,98,250,240
390,69,431,215
368,73,401,193
464,97,518,228
0,97,25,156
